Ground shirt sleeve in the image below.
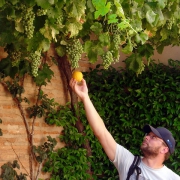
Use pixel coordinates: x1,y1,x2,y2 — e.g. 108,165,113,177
112,143,135,178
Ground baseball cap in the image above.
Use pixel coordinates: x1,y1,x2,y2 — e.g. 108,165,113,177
143,124,175,154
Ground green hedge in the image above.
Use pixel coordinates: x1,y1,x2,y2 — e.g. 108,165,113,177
84,63,180,176
44,62,180,179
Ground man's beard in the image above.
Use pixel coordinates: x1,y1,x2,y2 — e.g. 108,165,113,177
140,143,161,158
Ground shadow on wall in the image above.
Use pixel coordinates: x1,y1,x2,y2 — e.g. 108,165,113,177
152,46,180,65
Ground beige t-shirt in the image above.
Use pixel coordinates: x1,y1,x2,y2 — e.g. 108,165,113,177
113,144,180,180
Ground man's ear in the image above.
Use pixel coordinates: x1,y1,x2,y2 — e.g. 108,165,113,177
161,146,169,154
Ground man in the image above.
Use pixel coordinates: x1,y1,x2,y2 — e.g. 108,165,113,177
70,78,180,180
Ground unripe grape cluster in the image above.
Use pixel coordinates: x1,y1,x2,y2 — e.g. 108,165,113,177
21,7,35,39
167,17,175,30
30,51,41,77
102,51,114,69
8,50,22,67
136,62,145,75
66,39,83,68
113,34,121,49
56,11,64,25
37,9,47,16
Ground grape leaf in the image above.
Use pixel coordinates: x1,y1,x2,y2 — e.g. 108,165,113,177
34,64,54,86
114,0,125,18
0,0,5,7
92,0,111,19
121,39,133,54
118,19,130,30
135,32,148,45
90,22,103,35
108,14,118,24
65,21,82,37
0,58,18,78
98,33,110,46
146,9,157,25
66,0,86,21
36,0,52,9
125,53,142,73
27,32,50,52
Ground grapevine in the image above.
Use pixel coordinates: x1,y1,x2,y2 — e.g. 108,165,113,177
30,51,42,77
102,51,114,69
66,39,83,68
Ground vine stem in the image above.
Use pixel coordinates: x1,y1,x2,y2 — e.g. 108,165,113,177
6,140,29,176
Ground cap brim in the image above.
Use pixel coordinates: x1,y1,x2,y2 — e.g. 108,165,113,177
143,124,163,139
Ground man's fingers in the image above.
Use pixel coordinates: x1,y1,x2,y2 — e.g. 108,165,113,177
69,78,77,90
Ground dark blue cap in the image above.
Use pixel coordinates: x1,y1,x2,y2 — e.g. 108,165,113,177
143,124,175,154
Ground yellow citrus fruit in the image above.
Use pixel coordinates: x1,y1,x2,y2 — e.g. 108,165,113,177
72,71,83,82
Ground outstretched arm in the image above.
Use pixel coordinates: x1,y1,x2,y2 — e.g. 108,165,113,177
70,78,117,161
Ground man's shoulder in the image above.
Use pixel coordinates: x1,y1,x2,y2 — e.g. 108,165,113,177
163,165,180,179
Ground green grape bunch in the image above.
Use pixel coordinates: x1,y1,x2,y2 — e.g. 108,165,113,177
66,39,83,68
113,34,121,50
167,17,175,30
21,7,35,39
30,51,42,77
36,8,47,16
8,50,22,67
56,10,65,25
102,51,114,69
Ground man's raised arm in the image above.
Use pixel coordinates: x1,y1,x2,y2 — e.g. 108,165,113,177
70,78,117,161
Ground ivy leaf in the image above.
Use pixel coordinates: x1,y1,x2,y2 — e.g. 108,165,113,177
34,64,54,86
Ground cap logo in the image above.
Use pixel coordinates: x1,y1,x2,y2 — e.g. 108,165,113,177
166,139,173,148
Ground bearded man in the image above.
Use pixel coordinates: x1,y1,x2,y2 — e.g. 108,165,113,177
70,78,180,180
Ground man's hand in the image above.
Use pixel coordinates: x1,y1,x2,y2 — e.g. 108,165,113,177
69,78,88,101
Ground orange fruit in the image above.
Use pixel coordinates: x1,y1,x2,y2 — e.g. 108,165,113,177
72,71,83,82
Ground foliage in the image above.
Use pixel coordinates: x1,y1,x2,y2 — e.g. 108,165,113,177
44,103,118,179
0,160,27,180
0,62,58,179
85,62,180,175
42,61,180,179
0,0,180,74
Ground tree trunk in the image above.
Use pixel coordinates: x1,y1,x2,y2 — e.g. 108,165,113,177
56,54,93,176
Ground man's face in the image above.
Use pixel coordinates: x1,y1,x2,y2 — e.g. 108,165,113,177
140,132,166,158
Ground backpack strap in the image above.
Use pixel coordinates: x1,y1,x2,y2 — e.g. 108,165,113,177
126,155,141,180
